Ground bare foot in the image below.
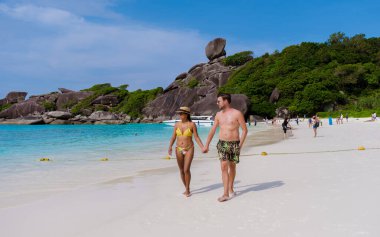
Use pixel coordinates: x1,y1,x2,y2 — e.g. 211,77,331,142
183,191,192,197
217,195,230,202
230,191,237,198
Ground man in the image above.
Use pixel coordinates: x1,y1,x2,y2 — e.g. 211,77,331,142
203,93,248,202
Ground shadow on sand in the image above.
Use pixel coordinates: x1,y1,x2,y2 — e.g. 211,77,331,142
234,180,284,197
191,180,284,197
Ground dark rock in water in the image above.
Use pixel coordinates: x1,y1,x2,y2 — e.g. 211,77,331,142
46,111,73,119
56,92,93,111
58,88,75,94
5,92,27,104
175,72,188,81
91,95,119,106
89,111,117,120
0,101,45,119
205,38,226,61
269,88,280,103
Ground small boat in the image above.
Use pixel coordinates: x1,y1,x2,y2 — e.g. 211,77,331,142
163,116,214,127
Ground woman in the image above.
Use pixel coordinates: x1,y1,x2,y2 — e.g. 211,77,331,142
168,107,204,197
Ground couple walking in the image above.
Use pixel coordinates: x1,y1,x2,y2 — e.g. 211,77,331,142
168,93,248,202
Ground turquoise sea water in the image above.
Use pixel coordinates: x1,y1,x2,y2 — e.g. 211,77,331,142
0,123,267,206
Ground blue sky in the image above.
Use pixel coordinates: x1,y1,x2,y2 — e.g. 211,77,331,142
0,0,379,98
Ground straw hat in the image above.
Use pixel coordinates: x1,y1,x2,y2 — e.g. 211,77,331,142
176,106,191,114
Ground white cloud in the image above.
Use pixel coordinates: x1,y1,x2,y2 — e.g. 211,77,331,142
0,4,84,26
0,3,207,97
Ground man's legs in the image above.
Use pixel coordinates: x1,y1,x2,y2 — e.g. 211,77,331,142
219,160,230,202
228,162,236,195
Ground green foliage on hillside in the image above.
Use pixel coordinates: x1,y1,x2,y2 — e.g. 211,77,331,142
187,78,199,88
113,87,163,118
0,103,11,112
70,83,162,118
42,101,56,111
219,33,380,117
222,51,254,66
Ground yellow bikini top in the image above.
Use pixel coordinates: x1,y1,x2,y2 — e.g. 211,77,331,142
176,123,193,137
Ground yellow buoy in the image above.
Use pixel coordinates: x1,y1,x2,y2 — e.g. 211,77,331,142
358,146,365,151
100,158,109,161
39,157,51,162
165,155,171,160
261,152,268,156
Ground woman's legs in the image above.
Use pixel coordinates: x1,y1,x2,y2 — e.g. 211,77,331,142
183,147,194,196
176,150,185,187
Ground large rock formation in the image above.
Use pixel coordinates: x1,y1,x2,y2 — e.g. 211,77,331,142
143,38,250,119
91,95,119,106
205,38,227,61
56,91,93,111
269,88,280,103
0,100,45,119
4,92,27,104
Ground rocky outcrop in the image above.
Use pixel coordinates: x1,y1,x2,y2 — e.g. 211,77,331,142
46,111,73,119
175,72,188,81
29,92,59,104
143,38,250,119
191,93,250,116
269,88,280,103
205,38,226,61
0,101,45,119
5,92,27,104
89,111,117,121
58,88,75,94
275,107,289,118
56,91,93,111
0,117,44,125
91,95,119,106
0,98,6,106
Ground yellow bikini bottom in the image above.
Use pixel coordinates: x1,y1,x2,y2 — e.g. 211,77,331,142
176,145,194,155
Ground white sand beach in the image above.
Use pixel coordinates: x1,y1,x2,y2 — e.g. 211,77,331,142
1,118,380,237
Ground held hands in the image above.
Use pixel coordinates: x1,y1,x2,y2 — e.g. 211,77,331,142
202,146,209,153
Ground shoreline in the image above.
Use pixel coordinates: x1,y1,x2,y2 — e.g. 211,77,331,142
0,123,282,209
1,118,380,236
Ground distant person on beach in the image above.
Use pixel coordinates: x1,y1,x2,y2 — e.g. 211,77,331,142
312,115,320,137
282,117,291,139
295,115,299,125
203,93,248,202
346,113,349,123
168,107,205,197
308,117,312,128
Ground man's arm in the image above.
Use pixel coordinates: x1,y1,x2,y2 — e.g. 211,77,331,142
203,113,219,153
238,112,248,149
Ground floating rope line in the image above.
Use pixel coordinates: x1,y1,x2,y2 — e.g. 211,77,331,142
240,147,380,157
